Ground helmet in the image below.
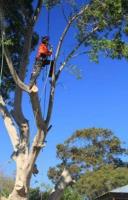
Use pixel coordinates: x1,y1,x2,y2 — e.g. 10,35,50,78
42,36,49,43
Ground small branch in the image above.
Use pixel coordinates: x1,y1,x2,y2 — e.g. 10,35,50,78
0,95,20,151
72,50,91,58
55,26,99,81
60,2,68,23
55,5,89,65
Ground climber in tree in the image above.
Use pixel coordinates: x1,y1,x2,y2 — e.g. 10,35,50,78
29,36,54,90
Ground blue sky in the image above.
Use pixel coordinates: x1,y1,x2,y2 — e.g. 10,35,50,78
0,1,128,189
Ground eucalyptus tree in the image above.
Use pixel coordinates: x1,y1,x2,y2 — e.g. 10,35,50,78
0,0,128,200
48,128,128,200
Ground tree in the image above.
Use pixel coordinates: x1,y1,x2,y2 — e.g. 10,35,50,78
48,128,128,200
0,1,128,200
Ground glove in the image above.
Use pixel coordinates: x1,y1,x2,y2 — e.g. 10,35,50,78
50,48,53,53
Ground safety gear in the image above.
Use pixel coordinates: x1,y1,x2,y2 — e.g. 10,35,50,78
36,43,52,58
29,57,53,89
29,37,53,89
41,36,49,43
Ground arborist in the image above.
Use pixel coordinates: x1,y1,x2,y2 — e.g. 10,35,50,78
29,36,54,90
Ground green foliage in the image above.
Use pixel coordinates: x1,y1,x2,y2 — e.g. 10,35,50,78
28,187,50,200
76,165,128,200
60,187,83,200
58,128,126,171
76,0,128,62
44,0,60,9
29,188,41,200
48,128,128,199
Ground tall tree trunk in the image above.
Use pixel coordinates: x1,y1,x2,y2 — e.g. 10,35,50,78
8,154,31,200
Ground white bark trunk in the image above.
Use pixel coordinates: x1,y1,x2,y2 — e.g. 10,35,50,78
8,155,30,200
48,168,75,200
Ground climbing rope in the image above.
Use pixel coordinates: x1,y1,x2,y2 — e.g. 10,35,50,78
43,8,52,117
47,8,50,37
43,54,53,116
0,30,4,87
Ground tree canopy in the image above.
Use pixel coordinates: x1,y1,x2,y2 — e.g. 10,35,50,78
48,128,128,199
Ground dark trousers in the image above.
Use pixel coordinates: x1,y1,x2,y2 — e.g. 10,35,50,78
29,57,53,89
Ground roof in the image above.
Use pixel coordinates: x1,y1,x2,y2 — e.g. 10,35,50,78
95,185,128,200
111,185,128,193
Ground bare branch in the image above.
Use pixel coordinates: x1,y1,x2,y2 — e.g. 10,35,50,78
0,95,20,151
4,53,28,94
54,5,89,65
4,47,30,92
45,5,89,128
60,2,68,23
55,26,99,81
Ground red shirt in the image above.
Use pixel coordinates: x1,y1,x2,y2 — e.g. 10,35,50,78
36,43,52,58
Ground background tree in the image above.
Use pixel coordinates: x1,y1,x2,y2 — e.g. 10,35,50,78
0,0,128,200
48,128,128,200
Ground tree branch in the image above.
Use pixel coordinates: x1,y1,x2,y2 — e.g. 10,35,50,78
45,6,89,128
0,2,30,126
46,81,56,126
48,168,75,200
31,0,43,26
4,47,30,92
13,0,43,125
54,5,89,65
55,26,99,81
12,26,33,125
0,95,20,151
29,92,46,130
